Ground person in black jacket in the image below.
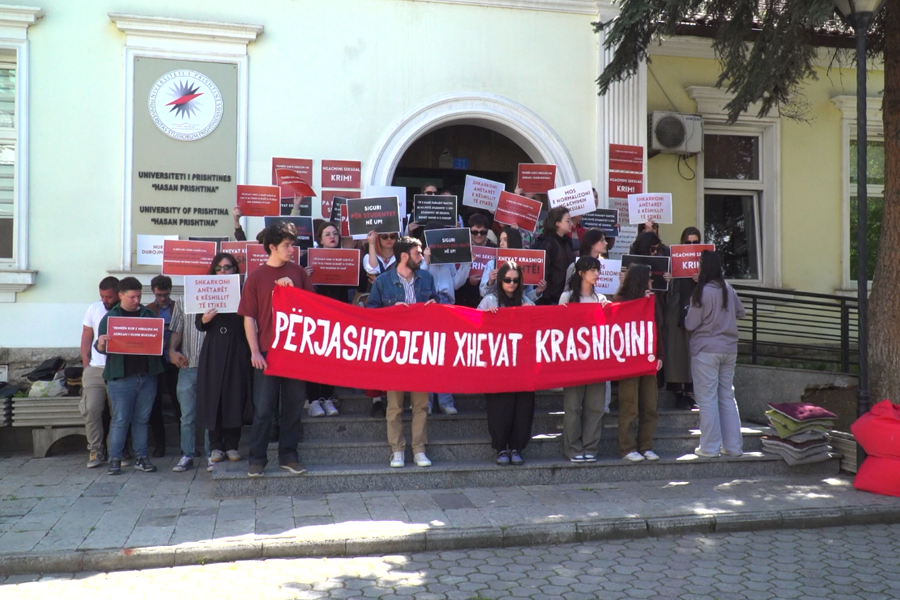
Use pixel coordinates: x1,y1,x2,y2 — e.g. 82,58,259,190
532,207,575,305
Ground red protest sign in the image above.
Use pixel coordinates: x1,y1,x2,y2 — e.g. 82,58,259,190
670,244,715,278
107,317,165,355
221,241,248,274
236,184,280,217
517,164,557,194
308,248,361,286
609,144,644,173
275,169,317,198
470,245,499,277
608,172,643,199
162,240,217,276
340,204,350,237
494,191,543,233
497,248,545,285
271,158,312,186
246,243,300,275
321,160,361,189
322,190,360,222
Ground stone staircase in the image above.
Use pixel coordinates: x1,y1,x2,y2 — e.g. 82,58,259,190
212,388,841,497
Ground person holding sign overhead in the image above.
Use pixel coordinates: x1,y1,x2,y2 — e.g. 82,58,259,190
667,227,703,410
479,226,546,303
532,207,575,306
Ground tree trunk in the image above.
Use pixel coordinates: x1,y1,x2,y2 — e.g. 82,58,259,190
870,3,900,404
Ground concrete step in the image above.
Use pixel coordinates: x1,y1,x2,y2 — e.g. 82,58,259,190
212,452,842,497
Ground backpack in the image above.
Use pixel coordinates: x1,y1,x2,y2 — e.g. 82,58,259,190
25,357,66,382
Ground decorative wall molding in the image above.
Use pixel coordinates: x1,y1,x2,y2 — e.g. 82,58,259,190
832,95,884,128
109,13,263,54
404,0,598,15
0,270,37,302
686,86,779,120
0,4,43,40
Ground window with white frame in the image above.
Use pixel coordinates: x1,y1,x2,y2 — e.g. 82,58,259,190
0,54,16,261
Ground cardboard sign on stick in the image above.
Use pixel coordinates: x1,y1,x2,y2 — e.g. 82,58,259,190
413,195,458,227
628,193,673,225
494,191,543,233
346,197,401,239
547,180,595,217
462,175,504,212
425,228,472,265
136,234,178,266
670,244,715,278
497,248,545,285
470,246,498,277
184,275,241,314
622,254,671,291
237,184,280,217
106,317,165,356
517,164,557,194
162,240,217,276
221,241,248,274
308,248,361,286
264,216,314,249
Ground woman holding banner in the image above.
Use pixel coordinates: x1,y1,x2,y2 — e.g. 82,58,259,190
479,226,546,303
559,256,609,463
667,227,703,410
533,207,575,306
477,261,536,466
613,264,663,462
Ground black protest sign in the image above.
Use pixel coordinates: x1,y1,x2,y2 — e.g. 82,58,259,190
622,254,671,292
413,195,458,227
424,228,472,265
329,196,349,224
264,216,314,249
579,208,618,234
281,197,313,217
347,197,401,237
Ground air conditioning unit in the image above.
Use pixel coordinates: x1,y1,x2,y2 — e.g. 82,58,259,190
648,111,702,156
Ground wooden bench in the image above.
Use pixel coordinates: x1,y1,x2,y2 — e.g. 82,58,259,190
11,396,86,458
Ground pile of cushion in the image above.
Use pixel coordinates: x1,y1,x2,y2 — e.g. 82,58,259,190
761,402,835,466
853,399,900,497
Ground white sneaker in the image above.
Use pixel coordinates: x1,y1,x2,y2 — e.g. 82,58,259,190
206,460,214,473
623,451,645,462
643,450,660,461
308,399,326,417
209,449,226,463
695,447,720,458
390,451,405,468
323,398,339,416
414,452,432,467
441,406,458,415
226,449,241,462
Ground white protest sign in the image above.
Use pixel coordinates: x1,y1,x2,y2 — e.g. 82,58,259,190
462,175,504,212
595,258,622,296
608,196,630,224
136,234,179,266
183,274,241,314
547,180,595,217
608,225,638,260
628,192,672,224
364,185,407,219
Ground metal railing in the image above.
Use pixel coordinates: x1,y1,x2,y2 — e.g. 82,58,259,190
732,284,859,373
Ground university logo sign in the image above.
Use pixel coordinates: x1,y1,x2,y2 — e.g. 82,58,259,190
148,70,223,141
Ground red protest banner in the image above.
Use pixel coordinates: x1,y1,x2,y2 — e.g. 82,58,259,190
321,160,361,189
275,169,317,198
246,243,299,275
237,184,280,217
609,144,644,173
162,240,217,276
107,317,165,355
470,246,498,278
517,164,557,194
271,158,312,186
308,248,361,286
266,287,658,394
670,244,715,278
322,190,360,222
494,191,543,232
497,248,545,285
608,172,643,199
221,241,248,274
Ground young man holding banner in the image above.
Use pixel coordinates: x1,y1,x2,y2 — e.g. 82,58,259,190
239,223,314,478
366,236,437,468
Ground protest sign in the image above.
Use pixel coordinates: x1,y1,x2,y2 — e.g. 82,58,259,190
608,172,643,199
462,175,504,212
136,234,178,266
425,228,472,265
339,204,350,237
622,254,671,291
547,180,595,217
595,258,622,296
184,274,241,314
413,195,458,227
470,245,498,277
670,244,715,278
321,159,361,189
494,191,543,232
497,248,545,285
271,158,312,186
264,216,314,249
308,248,361,286
322,190,359,222
517,164,557,194
610,196,631,224
236,184,280,217
628,193,672,225
609,144,644,173
188,236,229,247
221,241,248,274
162,240,217,276
579,208,618,233
106,317,165,356
608,225,638,260
364,185,407,219
347,197,401,239
274,168,317,198
245,243,300,275
266,288,658,394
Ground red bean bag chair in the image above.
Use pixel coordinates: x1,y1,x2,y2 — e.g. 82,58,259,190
852,399,900,496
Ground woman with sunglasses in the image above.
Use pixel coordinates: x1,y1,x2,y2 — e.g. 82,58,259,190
479,226,547,302
533,207,575,306
667,227,703,410
559,256,609,462
363,230,399,288
477,261,536,466
195,253,253,468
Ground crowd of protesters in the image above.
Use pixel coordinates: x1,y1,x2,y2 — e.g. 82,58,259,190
80,183,745,477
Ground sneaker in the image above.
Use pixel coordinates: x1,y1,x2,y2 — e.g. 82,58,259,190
570,454,587,463
206,460,214,473
226,449,241,462
173,456,193,472
121,450,133,468
87,451,105,469
441,405,458,415
414,452,432,467
622,451,645,462
721,448,744,457
390,451,405,468
210,449,226,463
583,454,597,463
107,460,121,476
323,398,339,416
496,450,510,465
248,463,264,477
308,399,326,417
279,460,307,475
371,400,386,418
694,447,720,458
510,450,524,466
133,457,157,472
643,450,660,461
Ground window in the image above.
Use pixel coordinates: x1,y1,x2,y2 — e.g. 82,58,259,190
0,58,15,261
848,139,884,282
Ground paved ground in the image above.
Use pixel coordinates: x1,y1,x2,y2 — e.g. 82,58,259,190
2,523,900,599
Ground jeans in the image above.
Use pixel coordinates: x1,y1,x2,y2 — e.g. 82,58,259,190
176,367,198,458
249,358,306,466
431,392,456,412
107,374,158,460
691,352,743,456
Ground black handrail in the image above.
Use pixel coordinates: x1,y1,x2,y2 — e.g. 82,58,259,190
731,284,858,373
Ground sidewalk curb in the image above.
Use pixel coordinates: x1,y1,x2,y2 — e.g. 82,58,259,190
3,504,900,576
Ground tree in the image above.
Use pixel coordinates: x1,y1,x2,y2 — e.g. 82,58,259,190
594,0,900,403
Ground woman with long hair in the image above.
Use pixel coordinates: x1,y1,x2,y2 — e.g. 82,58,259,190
533,207,575,305
612,264,664,462
667,226,703,410
195,252,253,467
480,226,546,302
565,228,608,283
477,261,536,466
685,251,746,458
559,256,609,463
